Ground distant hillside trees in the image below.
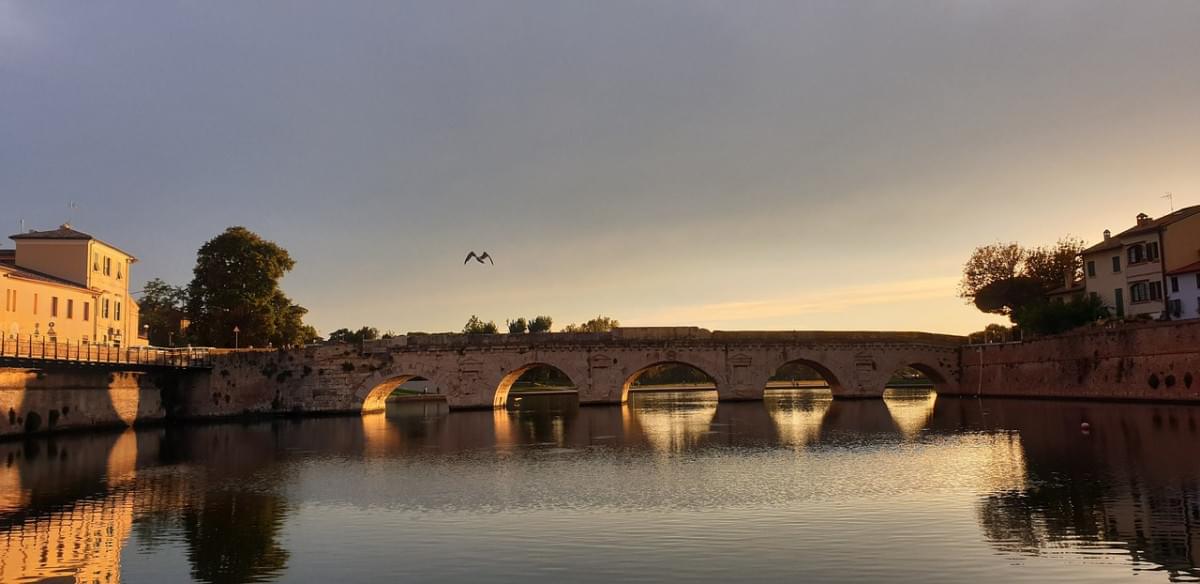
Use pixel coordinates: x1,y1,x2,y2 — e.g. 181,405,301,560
327,326,379,344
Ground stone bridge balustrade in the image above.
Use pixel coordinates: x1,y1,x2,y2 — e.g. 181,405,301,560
189,327,964,415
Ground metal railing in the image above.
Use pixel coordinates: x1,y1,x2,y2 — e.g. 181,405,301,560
0,335,211,368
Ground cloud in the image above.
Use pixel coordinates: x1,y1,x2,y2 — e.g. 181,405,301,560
631,276,961,326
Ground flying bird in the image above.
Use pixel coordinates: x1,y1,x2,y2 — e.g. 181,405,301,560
464,251,494,265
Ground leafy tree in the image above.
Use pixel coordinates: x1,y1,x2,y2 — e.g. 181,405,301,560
137,277,189,346
1012,295,1108,336
1023,237,1086,290
463,315,498,334
562,315,619,333
506,318,528,334
973,276,1047,315
327,326,380,344
527,315,553,333
959,242,1024,301
185,227,314,348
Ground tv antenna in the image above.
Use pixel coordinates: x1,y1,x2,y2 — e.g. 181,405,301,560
67,201,79,225
1162,192,1175,212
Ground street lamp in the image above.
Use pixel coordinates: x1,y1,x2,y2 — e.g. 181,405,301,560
233,325,240,349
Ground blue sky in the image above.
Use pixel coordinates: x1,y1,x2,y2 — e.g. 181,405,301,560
3,1,1199,335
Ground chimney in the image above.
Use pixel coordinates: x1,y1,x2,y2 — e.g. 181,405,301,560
1136,213,1151,225
1103,229,1111,240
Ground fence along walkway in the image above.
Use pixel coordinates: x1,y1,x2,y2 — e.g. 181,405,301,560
0,335,211,369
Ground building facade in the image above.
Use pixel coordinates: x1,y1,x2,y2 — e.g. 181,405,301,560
0,225,146,346
1167,262,1200,320
1082,206,1200,320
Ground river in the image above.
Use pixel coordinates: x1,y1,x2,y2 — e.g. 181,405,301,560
2,389,1198,583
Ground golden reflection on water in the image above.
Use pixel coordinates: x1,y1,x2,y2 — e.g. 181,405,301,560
764,390,831,448
626,391,718,453
882,389,938,440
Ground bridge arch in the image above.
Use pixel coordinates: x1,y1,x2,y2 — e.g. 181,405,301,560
621,360,721,403
492,362,580,407
880,359,955,395
765,358,844,393
357,371,446,413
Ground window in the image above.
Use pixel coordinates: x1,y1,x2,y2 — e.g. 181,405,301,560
1150,281,1164,301
1112,256,1121,272
103,257,112,276
1128,245,1145,265
51,296,58,318
1170,299,1183,317
1087,261,1096,277
83,302,90,321
115,302,121,321
1172,277,1180,293
93,253,100,271
1130,281,1149,303
33,293,38,315
103,298,110,319
1147,242,1160,261
67,299,73,319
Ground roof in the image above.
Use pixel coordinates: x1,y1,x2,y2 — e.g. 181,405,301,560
8,224,138,260
1081,204,1200,256
0,262,94,293
1167,260,1200,276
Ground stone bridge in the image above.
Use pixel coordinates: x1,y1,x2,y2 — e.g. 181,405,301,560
191,327,966,416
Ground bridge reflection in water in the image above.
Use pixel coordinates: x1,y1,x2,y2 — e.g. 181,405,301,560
2,392,1200,582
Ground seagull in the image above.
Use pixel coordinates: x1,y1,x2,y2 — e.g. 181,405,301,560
464,251,494,265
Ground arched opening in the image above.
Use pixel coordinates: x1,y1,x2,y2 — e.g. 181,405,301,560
765,359,839,396
622,361,718,404
883,364,942,438
361,374,444,413
493,363,579,408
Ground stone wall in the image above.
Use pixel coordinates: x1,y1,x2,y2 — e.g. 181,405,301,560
956,320,1200,401
0,368,165,438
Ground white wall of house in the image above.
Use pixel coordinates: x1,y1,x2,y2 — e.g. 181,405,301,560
1167,272,1200,320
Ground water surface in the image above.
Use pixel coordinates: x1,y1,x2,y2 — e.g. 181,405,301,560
3,390,1199,583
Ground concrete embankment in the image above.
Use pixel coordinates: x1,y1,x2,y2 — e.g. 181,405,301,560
954,320,1200,402
0,368,166,438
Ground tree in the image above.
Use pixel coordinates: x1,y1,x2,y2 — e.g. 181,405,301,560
562,315,619,333
137,277,189,346
327,326,379,345
185,227,314,348
1023,237,1086,290
528,315,553,333
1012,295,1108,336
973,276,1047,315
463,315,498,334
506,318,528,334
959,242,1024,302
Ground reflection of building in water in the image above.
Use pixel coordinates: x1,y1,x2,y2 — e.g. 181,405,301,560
969,399,1200,579
0,488,135,583
0,431,142,584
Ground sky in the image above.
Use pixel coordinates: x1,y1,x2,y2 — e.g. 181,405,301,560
2,1,1199,336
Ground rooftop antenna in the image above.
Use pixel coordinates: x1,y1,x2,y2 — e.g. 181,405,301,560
66,201,79,226
1163,192,1175,212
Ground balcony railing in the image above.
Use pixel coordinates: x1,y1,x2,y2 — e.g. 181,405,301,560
0,335,211,368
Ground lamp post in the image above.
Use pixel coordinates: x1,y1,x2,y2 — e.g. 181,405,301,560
233,325,240,349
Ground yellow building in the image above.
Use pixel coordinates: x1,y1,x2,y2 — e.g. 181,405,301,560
0,224,146,347
1082,206,1200,319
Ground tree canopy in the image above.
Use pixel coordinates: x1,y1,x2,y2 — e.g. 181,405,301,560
185,227,318,347
327,326,380,344
463,315,499,334
562,315,619,333
506,318,528,334
527,315,553,333
959,237,1086,309
972,276,1047,315
137,277,189,346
